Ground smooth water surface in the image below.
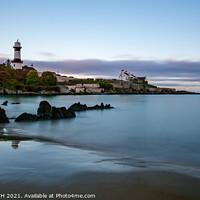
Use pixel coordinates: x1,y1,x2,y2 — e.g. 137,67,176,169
0,95,200,182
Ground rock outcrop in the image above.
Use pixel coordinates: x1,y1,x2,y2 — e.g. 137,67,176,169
15,113,38,122
88,103,113,110
13,101,113,123
58,107,76,118
50,106,75,119
37,101,52,119
50,106,64,119
37,101,76,120
2,101,8,106
68,102,88,111
0,107,9,123
69,102,113,111
12,102,20,104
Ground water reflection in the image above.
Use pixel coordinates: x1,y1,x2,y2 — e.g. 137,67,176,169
11,140,20,149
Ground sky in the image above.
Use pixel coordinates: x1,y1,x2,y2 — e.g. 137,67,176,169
1,0,200,91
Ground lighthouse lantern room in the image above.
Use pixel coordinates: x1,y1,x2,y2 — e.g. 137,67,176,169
12,39,23,69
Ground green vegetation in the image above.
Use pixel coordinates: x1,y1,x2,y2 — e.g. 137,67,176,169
114,88,125,92
3,79,23,91
99,81,113,91
41,71,58,85
26,71,40,86
0,62,59,93
68,79,99,85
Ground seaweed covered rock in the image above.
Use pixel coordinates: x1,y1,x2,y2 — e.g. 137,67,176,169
0,107,9,123
37,101,52,119
15,113,38,122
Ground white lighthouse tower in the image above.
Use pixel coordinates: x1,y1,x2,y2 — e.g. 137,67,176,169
12,39,23,69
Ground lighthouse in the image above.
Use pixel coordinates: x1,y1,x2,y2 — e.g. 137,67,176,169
12,39,23,69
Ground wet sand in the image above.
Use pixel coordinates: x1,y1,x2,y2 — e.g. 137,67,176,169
0,171,200,200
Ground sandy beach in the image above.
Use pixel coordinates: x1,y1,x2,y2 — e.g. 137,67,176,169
0,171,200,200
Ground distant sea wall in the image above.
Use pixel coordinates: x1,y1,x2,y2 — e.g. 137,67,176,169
59,83,194,95
61,83,104,94
57,75,181,94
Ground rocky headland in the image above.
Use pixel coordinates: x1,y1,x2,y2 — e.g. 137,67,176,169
0,64,198,95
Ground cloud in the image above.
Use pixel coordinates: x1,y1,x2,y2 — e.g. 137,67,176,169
110,54,141,60
0,56,9,63
0,53,11,57
149,77,200,83
39,52,56,57
23,58,200,78
155,83,199,87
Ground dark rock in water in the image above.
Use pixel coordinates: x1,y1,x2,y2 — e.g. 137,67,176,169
88,104,100,110
50,106,64,119
69,102,114,111
2,101,8,106
15,113,38,122
68,102,88,111
12,102,20,104
51,107,76,119
87,103,113,110
105,104,112,109
0,107,9,123
13,100,112,123
60,107,76,118
37,101,51,119
37,100,76,120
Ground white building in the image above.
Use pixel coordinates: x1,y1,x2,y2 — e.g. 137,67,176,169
12,39,23,69
119,70,136,81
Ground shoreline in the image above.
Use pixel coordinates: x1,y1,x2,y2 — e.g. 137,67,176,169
0,139,200,200
0,92,199,96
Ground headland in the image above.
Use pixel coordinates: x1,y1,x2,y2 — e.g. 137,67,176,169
0,63,197,95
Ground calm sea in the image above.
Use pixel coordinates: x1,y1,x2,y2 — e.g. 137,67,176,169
0,95,200,183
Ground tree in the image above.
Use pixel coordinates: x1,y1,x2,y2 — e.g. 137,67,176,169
41,71,57,86
99,81,113,91
26,71,40,86
2,79,22,91
0,63,6,70
0,71,11,85
5,65,16,79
